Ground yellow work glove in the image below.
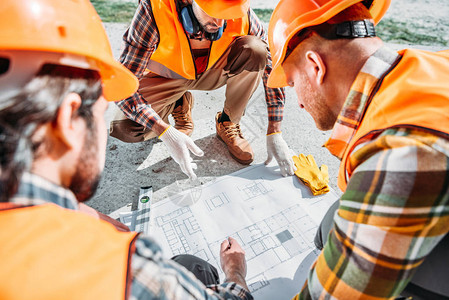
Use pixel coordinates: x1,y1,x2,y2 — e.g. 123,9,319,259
293,154,330,196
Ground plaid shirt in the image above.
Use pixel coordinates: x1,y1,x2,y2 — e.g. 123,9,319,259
117,0,285,129
296,47,449,299
10,173,253,300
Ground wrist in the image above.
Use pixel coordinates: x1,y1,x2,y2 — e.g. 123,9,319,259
224,273,248,290
153,120,170,137
267,131,281,136
267,120,282,135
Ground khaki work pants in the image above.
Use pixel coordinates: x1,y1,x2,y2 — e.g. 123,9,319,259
110,35,267,142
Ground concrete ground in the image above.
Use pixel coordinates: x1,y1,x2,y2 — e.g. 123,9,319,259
88,3,447,216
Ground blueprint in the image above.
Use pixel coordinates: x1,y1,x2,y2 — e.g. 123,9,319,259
149,163,338,300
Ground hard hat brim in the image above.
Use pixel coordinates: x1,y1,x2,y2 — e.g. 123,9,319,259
267,64,288,89
196,0,250,19
100,59,139,102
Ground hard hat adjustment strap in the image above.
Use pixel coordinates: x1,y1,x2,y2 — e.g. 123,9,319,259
313,19,376,40
283,19,376,64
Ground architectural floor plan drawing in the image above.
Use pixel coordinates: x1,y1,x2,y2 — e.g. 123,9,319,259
149,163,338,300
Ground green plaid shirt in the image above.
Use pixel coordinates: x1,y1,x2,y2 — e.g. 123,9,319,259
296,47,449,299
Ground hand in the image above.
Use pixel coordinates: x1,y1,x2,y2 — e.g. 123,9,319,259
265,132,296,176
220,237,249,290
159,126,204,180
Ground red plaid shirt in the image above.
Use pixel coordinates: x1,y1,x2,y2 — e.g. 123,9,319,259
117,0,285,129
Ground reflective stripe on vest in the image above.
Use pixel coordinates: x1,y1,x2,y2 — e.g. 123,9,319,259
0,204,138,300
333,49,449,191
148,0,250,79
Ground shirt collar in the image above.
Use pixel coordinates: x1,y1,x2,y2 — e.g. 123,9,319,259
11,173,79,210
324,46,400,160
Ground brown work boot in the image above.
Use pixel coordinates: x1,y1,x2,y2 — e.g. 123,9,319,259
215,112,254,165
172,92,194,136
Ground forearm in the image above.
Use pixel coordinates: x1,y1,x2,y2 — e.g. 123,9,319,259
267,120,282,134
116,95,162,131
224,273,249,292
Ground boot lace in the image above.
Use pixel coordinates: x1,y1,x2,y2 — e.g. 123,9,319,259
172,111,189,122
224,123,243,139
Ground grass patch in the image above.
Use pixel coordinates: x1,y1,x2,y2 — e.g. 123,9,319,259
376,19,447,46
253,9,273,23
91,1,273,23
90,0,137,23
252,8,447,46
90,2,447,47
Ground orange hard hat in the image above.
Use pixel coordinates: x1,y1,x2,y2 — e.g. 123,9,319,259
195,0,250,19
267,0,391,88
0,0,138,102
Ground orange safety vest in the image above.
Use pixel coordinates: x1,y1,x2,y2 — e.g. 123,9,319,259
326,49,449,191
148,0,250,79
0,203,139,300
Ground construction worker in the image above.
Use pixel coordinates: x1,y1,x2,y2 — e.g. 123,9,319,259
109,0,295,180
0,0,252,299
268,0,449,299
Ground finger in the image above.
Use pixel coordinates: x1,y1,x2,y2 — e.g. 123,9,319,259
220,239,231,251
264,151,273,165
286,160,295,176
320,164,328,174
179,147,197,179
279,161,288,177
227,237,243,252
190,172,197,181
183,162,197,181
186,139,204,157
285,154,296,174
292,155,300,166
179,161,187,175
307,154,317,167
177,156,193,179
320,164,329,182
227,237,238,246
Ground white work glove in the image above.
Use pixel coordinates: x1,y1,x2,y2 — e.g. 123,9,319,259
265,132,296,177
159,126,204,180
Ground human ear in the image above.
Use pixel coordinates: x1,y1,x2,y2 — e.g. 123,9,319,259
52,92,84,149
305,50,326,85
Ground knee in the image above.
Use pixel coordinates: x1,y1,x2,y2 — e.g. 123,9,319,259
109,118,148,143
239,35,268,63
228,36,268,72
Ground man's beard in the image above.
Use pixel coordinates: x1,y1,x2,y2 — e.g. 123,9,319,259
69,124,102,202
299,73,338,131
200,21,220,33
